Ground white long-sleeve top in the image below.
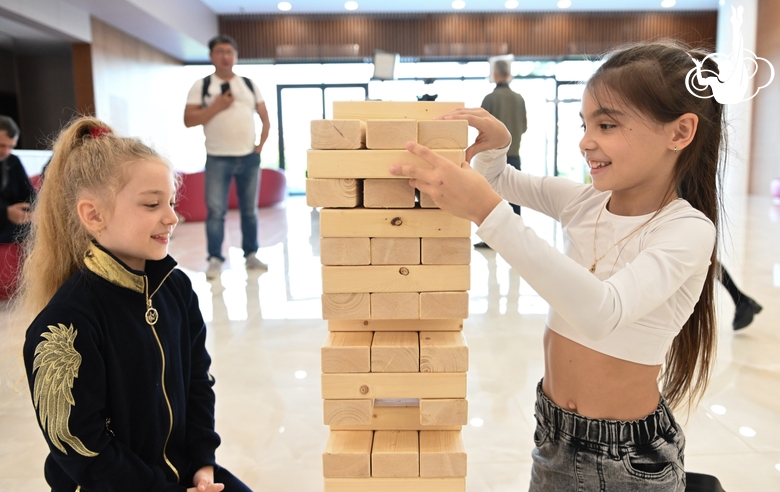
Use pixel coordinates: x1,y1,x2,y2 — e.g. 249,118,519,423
473,146,716,365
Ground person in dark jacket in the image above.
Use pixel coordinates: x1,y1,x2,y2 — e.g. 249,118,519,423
17,117,251,492
0,115,34,243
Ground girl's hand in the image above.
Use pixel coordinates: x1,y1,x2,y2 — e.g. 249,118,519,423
390,141,502,225
439,108,511,162
189,466,224,492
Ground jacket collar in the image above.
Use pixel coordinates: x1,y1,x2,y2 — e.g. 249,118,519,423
84,242,177,294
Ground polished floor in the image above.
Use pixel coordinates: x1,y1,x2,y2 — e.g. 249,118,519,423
1,194,778,491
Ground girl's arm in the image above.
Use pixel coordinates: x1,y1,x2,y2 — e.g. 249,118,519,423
471,145,589,221
23,309,186,492
479,205,716,339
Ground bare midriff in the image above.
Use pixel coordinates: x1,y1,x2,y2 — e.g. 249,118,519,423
543,328,663,421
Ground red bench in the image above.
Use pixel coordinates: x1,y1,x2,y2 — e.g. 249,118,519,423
0,242,21,300
176,168,287,222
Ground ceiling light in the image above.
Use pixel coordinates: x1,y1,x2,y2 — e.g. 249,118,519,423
739,426,757,437
710,404,727,415
661,0,676,7
557,0,572,8
345,1,358,10
469,417,484,427
452,0,466,9
505,0,519,7
277,2,291,10
294,370,307,379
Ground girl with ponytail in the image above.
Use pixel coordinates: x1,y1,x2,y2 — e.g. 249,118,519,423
18,117,252,492
390,41,725,491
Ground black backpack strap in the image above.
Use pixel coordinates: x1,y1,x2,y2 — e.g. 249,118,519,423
242,77,256,105
201,75,211,107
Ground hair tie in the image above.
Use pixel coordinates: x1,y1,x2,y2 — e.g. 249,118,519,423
89,126,111,138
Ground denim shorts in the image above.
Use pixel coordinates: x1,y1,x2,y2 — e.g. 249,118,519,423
530,381,685,491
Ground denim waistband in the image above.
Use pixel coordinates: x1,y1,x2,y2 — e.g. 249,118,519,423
534,381,677,449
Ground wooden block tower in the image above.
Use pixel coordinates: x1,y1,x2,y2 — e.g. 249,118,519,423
310,101,471,492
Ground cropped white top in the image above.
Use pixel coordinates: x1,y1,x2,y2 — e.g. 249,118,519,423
473,146,716,365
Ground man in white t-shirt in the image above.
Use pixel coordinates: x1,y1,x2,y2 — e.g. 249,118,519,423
184,34,271,279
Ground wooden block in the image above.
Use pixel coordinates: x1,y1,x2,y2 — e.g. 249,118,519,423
371,238,420,265
323,431,373,478
322,293,371,320
421,238,470,265
364,179,416,208
306,178,362,208
370,293,420,320
324,399,374,426
371,332,419,372
419,431,466,478
329,319,463,332
331,402,461,431
333,101,465,122
420,399,468,426
311,119,366,150
419,192,438,209
307,149,464,179
419,332,468,373
324,477,466,492
372,431,419,478
420,292,469,320
322,265,470,294
418,120,468,149
320,209,470,238
322,332,373,373
322,373,466,399
367,119,418,150
321,238,371,266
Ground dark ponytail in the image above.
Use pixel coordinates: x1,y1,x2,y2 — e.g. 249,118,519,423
587,41,725,409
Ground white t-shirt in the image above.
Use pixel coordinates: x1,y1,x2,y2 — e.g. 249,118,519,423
186,74,264,156
473,146,716,366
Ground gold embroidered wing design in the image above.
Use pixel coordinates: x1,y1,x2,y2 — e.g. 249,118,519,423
32,323,98,457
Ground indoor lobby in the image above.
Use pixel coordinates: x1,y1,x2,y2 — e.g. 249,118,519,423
1,0,779,491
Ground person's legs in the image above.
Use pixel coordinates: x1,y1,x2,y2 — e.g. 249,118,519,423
233,152,261,257
204,155,234,262
529,381,685,492
475,155,521,249
719,265,741,304
507,155,522,216
721,265,763,330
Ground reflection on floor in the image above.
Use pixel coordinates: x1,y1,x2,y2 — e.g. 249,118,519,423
1,195,778,491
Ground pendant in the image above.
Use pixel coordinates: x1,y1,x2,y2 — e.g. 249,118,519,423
145,306,159,326
589,263,596,274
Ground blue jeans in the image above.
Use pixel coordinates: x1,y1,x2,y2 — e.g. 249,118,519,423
530,381,685,491
205,153,261,261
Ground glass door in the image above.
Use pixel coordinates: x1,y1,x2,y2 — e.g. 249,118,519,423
277,84,368,194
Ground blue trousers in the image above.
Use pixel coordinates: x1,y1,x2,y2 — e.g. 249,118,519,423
205,153,261,261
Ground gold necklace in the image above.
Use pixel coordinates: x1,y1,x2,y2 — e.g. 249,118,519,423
589,199,676,274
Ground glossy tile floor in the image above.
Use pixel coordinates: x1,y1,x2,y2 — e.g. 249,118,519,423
1,194,778,491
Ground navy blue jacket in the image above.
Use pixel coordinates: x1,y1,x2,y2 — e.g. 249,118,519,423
24,244,220,491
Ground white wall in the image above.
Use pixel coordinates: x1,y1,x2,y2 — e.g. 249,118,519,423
716,0,758,279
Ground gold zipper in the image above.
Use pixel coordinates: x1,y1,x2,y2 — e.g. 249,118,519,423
145,269,179,482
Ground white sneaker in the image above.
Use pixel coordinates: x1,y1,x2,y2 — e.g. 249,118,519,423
245,254,268,271
206,257,223,279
